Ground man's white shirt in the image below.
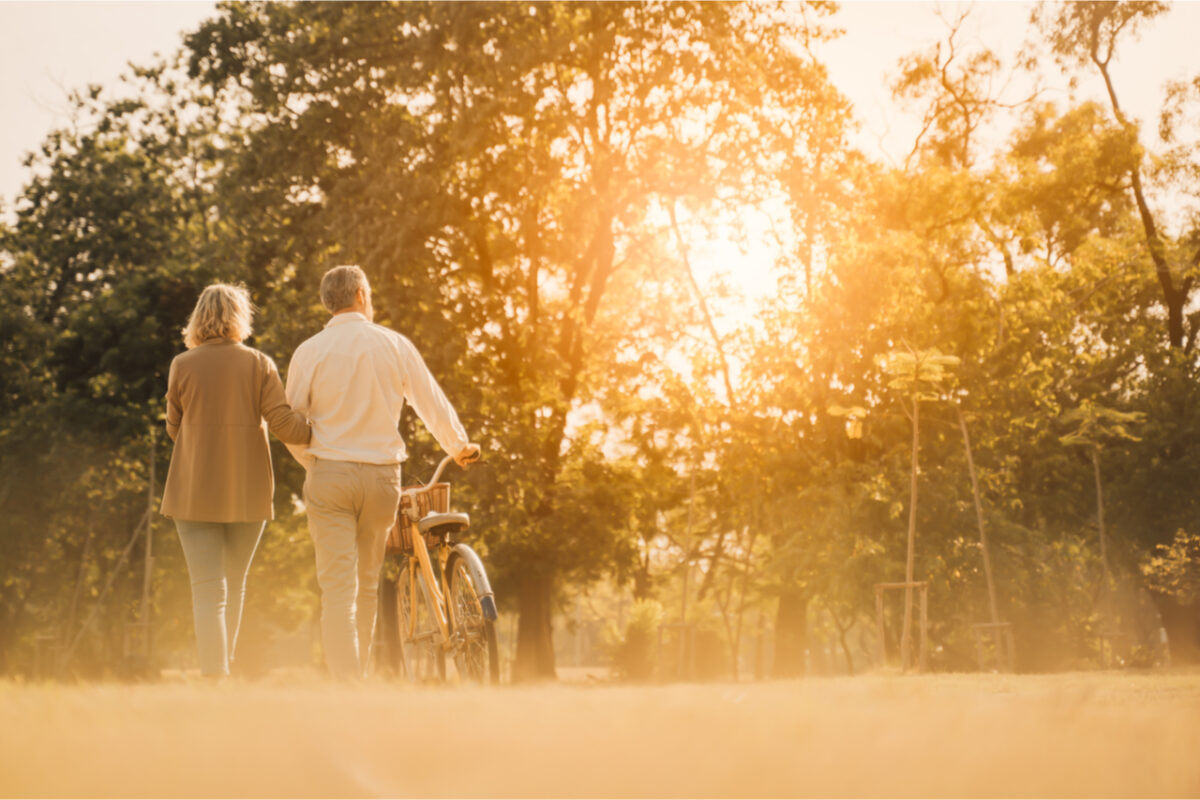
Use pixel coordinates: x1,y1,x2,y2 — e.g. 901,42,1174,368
285,312,469,468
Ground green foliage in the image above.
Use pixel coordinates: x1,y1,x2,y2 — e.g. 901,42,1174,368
1141,530,1200,605
1059,402,1145,449
1032,1,1169,71
878,348,961,401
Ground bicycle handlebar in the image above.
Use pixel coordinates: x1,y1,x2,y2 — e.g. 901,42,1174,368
401,454,457,501
426,454,456,488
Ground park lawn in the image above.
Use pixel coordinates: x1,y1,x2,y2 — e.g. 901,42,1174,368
1,671,1198,798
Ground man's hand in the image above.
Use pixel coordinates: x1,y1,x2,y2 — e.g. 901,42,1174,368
455,443,482,467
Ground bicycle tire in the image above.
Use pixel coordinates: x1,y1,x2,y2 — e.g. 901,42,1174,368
446,552,500,684
395,559,446,682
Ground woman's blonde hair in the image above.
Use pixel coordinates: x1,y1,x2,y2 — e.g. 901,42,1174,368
182,283,254,349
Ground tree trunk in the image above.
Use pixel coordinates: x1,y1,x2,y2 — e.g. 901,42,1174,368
1152,593,1200,666
670,200,737,407
695,528,728,603
773,590,808,677
826,601,856,676
0,590,21,675
901,397,920,671
1093,49,1190,350
1091,447,1109,581
514,571,557,682
632,552,653,601
733,523,758,682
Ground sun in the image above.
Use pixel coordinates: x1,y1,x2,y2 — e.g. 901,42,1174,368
684,206,789,337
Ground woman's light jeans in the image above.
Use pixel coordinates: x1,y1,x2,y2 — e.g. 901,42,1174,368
174,520,266,677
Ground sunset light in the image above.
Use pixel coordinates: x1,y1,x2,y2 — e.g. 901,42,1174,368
3,2,1200,798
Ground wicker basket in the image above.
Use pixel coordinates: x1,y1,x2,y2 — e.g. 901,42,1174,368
386,483,450,554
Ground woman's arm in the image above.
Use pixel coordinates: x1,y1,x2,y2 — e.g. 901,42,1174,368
165,360,182,441
260,356,311,445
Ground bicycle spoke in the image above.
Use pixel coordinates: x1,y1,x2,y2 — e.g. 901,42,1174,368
449,560,491,682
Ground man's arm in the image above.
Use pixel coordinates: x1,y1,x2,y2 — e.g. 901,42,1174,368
284,345,317,469
396,334,471,459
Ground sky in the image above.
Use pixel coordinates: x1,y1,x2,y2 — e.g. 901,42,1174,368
2,0,1198,302
819,1,1200,166
1,1,216,210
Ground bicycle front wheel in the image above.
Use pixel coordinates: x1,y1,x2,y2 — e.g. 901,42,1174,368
395,559,446,682
447,552,500,684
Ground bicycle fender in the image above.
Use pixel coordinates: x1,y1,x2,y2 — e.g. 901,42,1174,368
451,543,498,621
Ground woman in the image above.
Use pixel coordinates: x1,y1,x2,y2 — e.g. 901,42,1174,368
160,283,311,678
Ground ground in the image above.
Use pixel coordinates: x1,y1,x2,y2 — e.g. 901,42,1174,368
2,671,1198,798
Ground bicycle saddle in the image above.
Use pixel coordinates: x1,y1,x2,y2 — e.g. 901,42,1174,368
417,511,470,535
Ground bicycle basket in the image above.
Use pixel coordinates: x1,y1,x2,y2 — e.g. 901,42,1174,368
387,482,450,554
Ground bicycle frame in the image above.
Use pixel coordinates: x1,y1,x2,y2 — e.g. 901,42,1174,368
403,511,453,644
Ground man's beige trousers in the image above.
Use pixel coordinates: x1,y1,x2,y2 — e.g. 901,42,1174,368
303,459,402,679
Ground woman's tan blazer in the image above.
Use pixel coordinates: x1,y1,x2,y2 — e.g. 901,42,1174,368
161,338,311,522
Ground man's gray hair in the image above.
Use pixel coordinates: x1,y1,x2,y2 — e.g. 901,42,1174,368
320,265,370,313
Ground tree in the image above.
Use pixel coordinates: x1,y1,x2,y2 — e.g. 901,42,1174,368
0,72,219,674
1034,1,1196,349
1033,1,1200,661
183,1,848,680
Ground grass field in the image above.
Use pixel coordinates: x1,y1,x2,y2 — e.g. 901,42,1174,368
2,671,1198,798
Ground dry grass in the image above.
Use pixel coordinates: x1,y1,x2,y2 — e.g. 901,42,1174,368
2,670,1199,798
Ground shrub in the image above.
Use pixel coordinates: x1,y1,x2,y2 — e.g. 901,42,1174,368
612,599,663,681
1141,529,1200,604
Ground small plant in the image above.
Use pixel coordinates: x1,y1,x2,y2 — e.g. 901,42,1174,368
877,347,960,671
1059,402,1145,577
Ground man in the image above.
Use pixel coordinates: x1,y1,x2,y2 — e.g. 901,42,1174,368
285,265,480,679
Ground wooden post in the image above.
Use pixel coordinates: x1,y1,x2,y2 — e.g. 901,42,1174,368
875,585,886,667
1092,447,1115,634
137,428,156,664
957,408,1002,631
681,469,694,626
688,625,696,679
656,624,665,682
574,593,582,667
919,585,928,672
875,582,930,672
901,397,920,672
754,611,764,681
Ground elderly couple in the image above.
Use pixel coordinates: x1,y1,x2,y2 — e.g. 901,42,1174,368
159,265,479,680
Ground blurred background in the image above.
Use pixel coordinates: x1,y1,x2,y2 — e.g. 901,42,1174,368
2,0,1199,683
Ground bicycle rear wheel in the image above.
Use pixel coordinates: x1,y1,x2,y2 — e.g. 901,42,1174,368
447,552,500,684
395,559,445,682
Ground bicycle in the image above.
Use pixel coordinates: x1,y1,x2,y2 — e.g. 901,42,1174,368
375,454,500,683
